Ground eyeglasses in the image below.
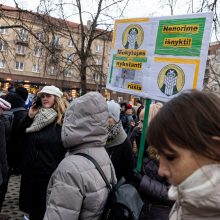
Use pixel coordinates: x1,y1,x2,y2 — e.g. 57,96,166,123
40,94,52,98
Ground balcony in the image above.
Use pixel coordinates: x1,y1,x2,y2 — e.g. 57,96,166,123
14,37,29,46
49,42,63,51
16,51,26,56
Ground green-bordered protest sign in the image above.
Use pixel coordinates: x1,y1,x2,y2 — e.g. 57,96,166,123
106,13,213,172
106,13,213,102
155,17,206,57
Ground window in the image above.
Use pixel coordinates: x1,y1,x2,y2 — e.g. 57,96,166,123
34,47,43,57
68,39,74,47
84,39,88,50
18,29,28,41
16,45,25,55
93,72,100,81
0,27,8,35
32,64,40,73
0,41,7,51
15,61,24,71
95,58,101,65
64,68,73,77
51,35,60,45
66,53,74,62
216,48,220,63
36,32,45,42
206,59,210,66
95,44,102,53
0,59,5,68
48,66,57,75
212,83,218,92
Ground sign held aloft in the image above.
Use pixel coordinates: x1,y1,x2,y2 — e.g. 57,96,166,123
106,13,213,102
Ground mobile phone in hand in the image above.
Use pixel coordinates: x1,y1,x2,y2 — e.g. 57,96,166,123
33,97,42,108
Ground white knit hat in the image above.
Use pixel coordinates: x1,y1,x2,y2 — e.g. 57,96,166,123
107,100,121,122
37,85,63,98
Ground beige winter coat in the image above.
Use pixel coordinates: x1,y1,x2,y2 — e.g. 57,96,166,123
44,92,116,220
169,164,220,220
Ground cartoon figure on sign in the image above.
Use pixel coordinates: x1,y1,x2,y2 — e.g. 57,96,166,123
125,28,139,49
121,69,128,88
122,24,144,49
158,64,185,96
161,69,178,96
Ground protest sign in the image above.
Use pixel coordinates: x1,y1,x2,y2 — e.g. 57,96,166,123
106,13,213,102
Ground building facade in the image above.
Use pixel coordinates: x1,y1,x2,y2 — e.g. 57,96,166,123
205,41,220,93
0,5,113,98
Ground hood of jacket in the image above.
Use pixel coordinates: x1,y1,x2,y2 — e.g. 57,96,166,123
4,92,25,108
169,164,220,218
62,92,108,149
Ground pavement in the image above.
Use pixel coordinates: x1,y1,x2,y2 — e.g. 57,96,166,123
1,175,25,220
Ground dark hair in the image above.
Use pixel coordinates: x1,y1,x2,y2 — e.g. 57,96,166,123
147,90,220,162
15,87,28,101
120,102,128,111
128,28,138,34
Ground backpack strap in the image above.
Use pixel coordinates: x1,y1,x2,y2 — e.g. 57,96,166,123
11,107,26,113
75,153,112,191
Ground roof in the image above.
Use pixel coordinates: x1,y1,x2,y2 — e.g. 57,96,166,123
0,4,112,39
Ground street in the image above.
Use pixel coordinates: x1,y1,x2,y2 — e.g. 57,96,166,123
1,175,24,220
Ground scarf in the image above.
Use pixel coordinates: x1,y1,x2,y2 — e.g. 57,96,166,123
106,120,123,145
26,108,57,133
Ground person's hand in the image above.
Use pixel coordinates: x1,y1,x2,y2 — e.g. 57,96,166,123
28,104,40,119
131,169,143,189
130,120,135,127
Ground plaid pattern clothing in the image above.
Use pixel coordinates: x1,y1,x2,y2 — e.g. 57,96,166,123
26,108,57,133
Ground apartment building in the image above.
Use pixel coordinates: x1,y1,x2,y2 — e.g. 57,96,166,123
0,5,112,97
204,41,220,92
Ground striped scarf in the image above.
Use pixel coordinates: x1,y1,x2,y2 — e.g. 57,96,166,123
26,108,57,133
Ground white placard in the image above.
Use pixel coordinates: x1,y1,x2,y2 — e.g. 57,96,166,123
106,13,213,102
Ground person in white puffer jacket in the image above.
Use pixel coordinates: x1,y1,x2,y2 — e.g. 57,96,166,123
147,90,220,220
44,92,116,220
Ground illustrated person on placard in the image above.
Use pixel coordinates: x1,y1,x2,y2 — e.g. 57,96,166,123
121,69,128,88
125,28,139,49
160,69,178,96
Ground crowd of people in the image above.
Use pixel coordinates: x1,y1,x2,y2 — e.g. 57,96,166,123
0,85,220,220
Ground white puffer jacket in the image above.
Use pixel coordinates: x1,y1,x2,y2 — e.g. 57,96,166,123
169,164,220,220
44,92,116,220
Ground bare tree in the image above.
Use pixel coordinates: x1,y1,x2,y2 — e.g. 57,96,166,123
160,0,178,15
0,0,130,95
204,44,220,93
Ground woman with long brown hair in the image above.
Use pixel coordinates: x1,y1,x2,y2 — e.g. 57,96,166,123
147,90,220,219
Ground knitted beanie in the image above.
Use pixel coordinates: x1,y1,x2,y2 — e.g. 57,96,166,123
107,100,121,122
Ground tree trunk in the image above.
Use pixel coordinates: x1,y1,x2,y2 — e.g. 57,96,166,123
80,62,87,95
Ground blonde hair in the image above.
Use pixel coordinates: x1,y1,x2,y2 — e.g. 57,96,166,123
148,102,163,125
53,96,67,125
140,103,163,160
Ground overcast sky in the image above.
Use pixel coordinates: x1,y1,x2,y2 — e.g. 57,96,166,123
0,0,219,41
0,0,208,18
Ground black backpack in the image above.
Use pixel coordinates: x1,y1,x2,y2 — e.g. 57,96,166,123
2,107,26,130
76,153,144,220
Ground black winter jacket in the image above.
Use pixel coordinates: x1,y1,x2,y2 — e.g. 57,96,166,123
106,136,135,182
19,115,65,219
0,116,10,185
138,154,173,220
139,156,170,204
4,93,27,169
